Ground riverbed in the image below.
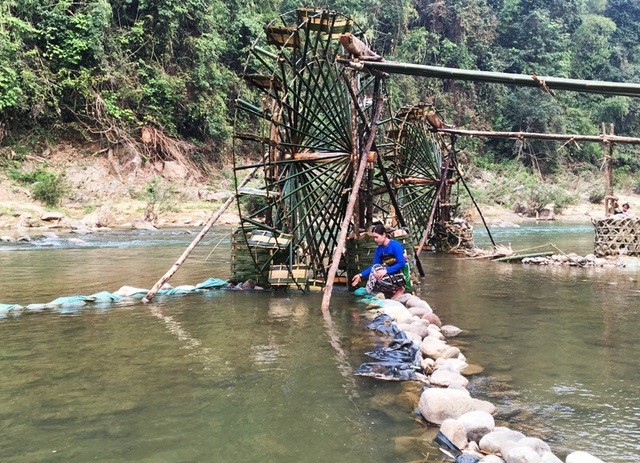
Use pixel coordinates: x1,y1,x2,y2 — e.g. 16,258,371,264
0,223,638,462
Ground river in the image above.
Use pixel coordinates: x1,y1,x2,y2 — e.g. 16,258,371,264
0,222,638,462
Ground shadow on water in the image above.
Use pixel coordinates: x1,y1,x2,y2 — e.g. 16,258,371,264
1,223,639,462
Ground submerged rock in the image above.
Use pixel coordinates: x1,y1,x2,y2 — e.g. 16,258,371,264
565,451,605,463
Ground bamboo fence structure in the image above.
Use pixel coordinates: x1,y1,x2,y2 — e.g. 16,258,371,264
593,217,640,257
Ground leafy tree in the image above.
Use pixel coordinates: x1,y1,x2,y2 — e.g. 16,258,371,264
570,14,616,80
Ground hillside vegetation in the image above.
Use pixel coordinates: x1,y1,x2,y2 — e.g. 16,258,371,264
1,0,640,219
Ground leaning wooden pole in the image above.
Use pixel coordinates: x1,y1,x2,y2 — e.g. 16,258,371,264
141,167,260,303
321,77,383,312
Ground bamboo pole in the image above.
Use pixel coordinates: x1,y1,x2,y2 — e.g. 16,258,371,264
341,59,640,98
435,127,640,144
602,123,615,216
141,167,259,303
415,156,451,256
321,77,383,312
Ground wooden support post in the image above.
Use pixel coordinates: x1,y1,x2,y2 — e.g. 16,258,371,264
321,77,383,312
141,166,260,303
602,123,615,216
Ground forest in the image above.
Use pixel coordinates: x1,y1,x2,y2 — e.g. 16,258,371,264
1,0,640,201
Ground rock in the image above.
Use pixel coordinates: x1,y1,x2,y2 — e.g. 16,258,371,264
42,231,58,239
1,235,15,242
406,297,431,311
440,345,461,359
418,388,495,425
461,363,485,376
131,219,157,230
565,451,605,463
435,357,469,372
440,418,469,450
41,211,64,221
441,324,462,337
408,306,432,317
402,322,430,338
403,330,423,344
72,224,93,235
392,293,413,305
427,326,445,340
479,428,526,457
17,235,31,242
539,452,561,463
420,336,449,358
481,455,506,463
505,446,541,463
67,238,88,246
161,161,188,180
430,368,469,388
516,437,550,455
457,410,495,443
422,312,442,327
369,299,413,323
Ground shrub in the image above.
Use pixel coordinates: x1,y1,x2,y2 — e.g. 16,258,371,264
8,167,66,207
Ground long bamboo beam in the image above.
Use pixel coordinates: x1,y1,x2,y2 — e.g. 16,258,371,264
437,128,640,144
340,59,640,98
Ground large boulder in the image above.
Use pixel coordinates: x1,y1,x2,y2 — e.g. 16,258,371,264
457,410,495,443
418,387,495,424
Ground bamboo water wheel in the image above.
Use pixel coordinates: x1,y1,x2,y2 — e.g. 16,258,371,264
232,8,452,289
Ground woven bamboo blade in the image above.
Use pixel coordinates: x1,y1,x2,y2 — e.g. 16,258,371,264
269,264,308,288
265,26,300,48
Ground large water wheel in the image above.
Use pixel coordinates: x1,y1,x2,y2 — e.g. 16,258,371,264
231,8,453,289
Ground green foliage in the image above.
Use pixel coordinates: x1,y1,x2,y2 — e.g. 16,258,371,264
1,0,640,182
141,176,177,223
8,167,67,206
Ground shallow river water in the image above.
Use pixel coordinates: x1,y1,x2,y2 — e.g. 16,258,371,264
0,223,638,462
